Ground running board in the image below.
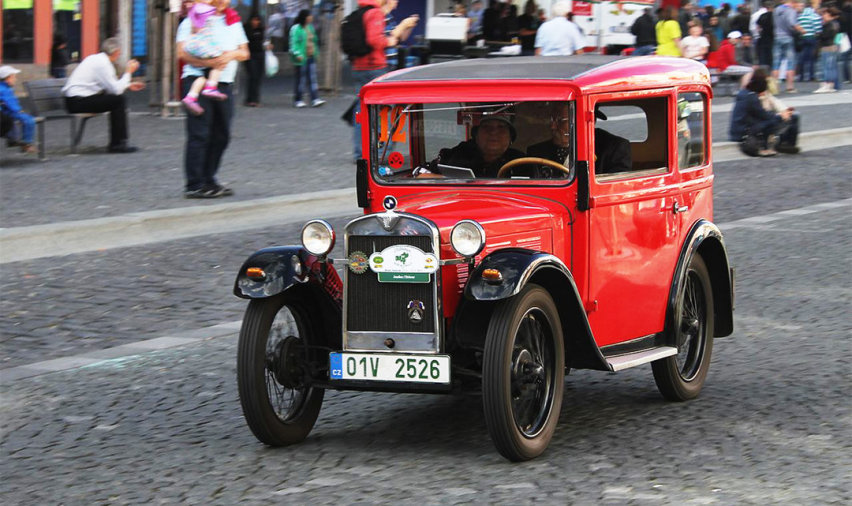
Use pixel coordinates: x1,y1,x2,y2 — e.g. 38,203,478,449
605,346,678,372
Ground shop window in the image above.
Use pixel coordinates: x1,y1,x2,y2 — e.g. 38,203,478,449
3,0,35,62
53,0,81,62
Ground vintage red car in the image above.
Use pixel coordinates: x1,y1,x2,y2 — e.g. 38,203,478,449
233,55,735,461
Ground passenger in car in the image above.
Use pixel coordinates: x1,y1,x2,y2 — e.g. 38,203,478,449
593,110,632,174
526,102,573,177
434,115,525,178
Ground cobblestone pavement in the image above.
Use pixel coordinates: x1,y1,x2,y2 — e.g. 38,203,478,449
1,78,849,227
2,146,850,370
1,202,849,503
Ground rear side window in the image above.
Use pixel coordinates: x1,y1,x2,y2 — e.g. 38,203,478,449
677,92,707,168
594,96,668,175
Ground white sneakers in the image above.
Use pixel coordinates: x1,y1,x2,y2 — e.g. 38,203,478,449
295,99,326,108
813,83,837,94
294,100,307,108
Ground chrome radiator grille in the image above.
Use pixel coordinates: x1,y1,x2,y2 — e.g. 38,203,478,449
346,235,435,333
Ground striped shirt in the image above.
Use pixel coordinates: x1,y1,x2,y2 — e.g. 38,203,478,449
798,7,822,39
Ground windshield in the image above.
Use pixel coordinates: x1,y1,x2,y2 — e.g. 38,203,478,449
368,101,576,184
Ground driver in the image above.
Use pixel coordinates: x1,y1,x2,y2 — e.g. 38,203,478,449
434,115,525,178
526,102,572,177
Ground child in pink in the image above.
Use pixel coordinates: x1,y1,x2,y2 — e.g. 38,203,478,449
181,0,229,115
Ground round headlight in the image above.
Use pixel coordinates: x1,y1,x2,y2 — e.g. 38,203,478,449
451,220,486,257
301,220,335,256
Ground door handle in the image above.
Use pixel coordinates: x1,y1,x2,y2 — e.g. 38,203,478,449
673,201,689,214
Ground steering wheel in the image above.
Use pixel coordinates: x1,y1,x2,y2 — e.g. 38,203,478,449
497,157,571,178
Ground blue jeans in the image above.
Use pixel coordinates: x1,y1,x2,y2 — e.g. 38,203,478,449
772,37,796,72
820,50,840,89
9,111,36,144
797,38,817,80
632,45,656,56
293,57,319,103
841,48,851,83
351,67,387,160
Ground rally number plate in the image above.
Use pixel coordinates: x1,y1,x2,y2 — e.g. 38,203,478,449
329,353,450,384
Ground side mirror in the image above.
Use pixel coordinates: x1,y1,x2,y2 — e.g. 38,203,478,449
356,158,370,209
576,160,589,212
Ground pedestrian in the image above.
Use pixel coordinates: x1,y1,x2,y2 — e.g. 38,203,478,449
657,6,683,57
534,1,585,56
50,33,69,79
348,0,418,161
0,65,37,154
243,12,265,107
841,0,852,83
266,5,286,52
730,3,752,36
482,1,504,41
729,68,795,156
631,7,657,56
755,1,775,68
517,1,540,56
290,9,325,108
796,0,822,82
679,0,695,35
815,7,842,93
681,22,711,61
468,0,485,41
176,0,248,199
772,0,805,92
180,0,232,116
61,38,146,153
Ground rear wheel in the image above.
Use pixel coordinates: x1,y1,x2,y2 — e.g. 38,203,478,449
483,284,565,461
653,254,715,401
237,294,324,446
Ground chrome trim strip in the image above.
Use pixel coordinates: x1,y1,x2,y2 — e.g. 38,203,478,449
606,346,677,372
342,212,443,354
346,331,440,353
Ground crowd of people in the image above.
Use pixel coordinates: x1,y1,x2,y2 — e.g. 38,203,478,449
631,0,851,93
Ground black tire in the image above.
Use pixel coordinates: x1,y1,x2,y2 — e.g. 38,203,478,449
653,254,715,401
237,294,324,446
482,284,565,461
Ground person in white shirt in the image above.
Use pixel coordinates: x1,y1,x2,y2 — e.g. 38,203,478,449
534,1,585,56
62,37,146,153
680,23,711,61
176,0,248,198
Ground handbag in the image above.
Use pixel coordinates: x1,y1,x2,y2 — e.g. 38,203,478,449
739,133,762,157
837,33,851,54
264,49,279,77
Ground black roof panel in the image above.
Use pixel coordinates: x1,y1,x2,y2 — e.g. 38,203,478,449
376,55,627,83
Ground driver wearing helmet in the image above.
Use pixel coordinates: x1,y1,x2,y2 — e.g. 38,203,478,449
434,114,525,178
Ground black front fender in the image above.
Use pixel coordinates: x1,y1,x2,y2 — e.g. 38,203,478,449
465,249,570,301
233,246,313,299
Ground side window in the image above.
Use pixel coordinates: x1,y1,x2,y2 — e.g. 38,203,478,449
594,96,668,175
677,92,707,169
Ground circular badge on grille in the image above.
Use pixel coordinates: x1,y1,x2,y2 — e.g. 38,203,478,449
383,195,397,211
348,251,369,274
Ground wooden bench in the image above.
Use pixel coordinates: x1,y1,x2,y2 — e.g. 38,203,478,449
23,78,104,160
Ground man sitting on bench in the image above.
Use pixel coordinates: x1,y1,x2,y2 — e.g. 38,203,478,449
62,37,145,153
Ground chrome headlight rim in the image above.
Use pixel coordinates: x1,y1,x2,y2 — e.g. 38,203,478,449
451,220,486,258
301,219,335,257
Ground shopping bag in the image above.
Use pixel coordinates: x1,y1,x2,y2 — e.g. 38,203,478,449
265,50,279,77
838,33,851,54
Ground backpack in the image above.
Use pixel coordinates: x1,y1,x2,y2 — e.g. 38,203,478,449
340,6,374,58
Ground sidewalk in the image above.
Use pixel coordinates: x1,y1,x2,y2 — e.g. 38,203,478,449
1,74,850,234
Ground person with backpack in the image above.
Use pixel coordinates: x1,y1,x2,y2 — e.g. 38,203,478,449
344,0,418,162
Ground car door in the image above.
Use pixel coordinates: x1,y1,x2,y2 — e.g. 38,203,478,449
585,90,682,347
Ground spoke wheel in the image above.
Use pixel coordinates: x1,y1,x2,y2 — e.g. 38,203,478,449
653,254,715,401
237,294,324,446
483,284,564,461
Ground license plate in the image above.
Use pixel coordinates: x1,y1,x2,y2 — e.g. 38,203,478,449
329,352,450,384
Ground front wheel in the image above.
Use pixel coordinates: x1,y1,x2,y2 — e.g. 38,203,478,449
237,294,324,446
653,254,715,401
482,284,565,461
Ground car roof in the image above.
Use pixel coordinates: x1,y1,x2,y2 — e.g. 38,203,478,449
374,55,709,87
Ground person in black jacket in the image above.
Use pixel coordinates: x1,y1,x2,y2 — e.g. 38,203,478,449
755,1,775,68
527,102,573,178
435,115,525,178
631,8,657,55
243,12,266,107
729,70,793,156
